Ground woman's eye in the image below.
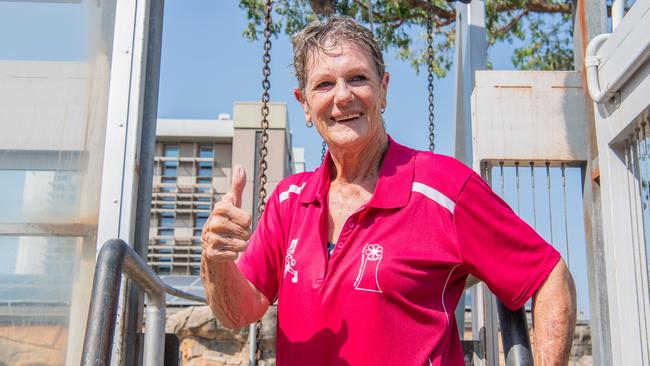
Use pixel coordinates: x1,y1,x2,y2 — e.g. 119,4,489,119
316,81,333,88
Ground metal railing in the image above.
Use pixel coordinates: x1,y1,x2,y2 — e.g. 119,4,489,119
81,239,206,366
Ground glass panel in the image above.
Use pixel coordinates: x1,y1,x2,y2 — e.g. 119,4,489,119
160,213,175,228
0,0,118,364
194,213,208,228
162,166,177,177
199,144,213,158
163,144,178,157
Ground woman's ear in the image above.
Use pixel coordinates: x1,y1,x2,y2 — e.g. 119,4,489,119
382,72,390,95
293,88,312,123
293,88,303,103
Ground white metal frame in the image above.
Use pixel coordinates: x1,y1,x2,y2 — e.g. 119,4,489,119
591,0,650,363
95,0,152,363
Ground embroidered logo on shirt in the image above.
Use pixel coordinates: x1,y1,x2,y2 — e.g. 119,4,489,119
283,239,299,283
353,243,384,293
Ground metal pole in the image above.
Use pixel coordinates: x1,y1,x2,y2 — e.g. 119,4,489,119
143,295,166,366
496,302,533,366
81,240,126,366
82,239,205,366
125,0,166,362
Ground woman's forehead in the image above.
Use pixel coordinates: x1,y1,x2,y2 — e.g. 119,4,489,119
305,40,374,75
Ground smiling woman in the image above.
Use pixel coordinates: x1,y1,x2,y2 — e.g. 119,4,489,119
200,15,576,366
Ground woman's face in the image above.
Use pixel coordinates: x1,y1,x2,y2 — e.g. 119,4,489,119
295,41,389,153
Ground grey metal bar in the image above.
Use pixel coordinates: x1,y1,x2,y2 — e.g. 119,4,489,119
515,161,521,215
530,162,537,230
546,162,554,246
125,0,166,361
496,301,533,366
82,239,206,366
561,163,571,269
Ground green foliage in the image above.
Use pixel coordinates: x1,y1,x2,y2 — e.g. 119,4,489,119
238,0,574,77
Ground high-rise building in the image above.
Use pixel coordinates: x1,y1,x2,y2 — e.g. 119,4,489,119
148,102,297,286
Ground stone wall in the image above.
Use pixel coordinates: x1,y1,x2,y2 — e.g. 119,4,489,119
0,325,66,366
166,305,276,366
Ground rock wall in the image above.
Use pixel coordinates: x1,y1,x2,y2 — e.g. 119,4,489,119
0,325,66,366
166,305,276,366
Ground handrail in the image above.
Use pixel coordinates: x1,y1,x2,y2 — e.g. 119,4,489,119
496,301,534,366
81,239,206,366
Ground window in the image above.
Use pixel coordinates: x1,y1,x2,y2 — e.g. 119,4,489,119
199,144,213,158
158,228,173,237
194,213,209,228
159,213,175,228
196,186,211,193
198,161,212,177
162,161,177,177
163,144,178,157
158,265,171,275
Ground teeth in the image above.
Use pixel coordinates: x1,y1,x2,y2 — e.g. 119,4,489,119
333,112,361,122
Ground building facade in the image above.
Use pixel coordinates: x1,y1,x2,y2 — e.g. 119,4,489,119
148,102,299,279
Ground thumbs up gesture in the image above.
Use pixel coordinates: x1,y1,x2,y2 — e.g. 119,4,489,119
201,165,253,263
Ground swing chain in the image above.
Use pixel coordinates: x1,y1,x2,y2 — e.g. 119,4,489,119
321,140,327,162
258,0,272,218
426,0,435,153
254,0,273,364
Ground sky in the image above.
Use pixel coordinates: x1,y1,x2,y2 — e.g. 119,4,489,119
0,0,590,319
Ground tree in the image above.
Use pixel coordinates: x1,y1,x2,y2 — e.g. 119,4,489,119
238,0,574,77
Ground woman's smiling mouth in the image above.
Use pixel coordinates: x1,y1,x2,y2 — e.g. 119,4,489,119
332,112,362,122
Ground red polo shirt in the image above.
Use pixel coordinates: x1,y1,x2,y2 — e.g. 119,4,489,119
237,136,560,366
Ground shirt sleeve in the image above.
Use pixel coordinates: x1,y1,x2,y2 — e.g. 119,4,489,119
453,173,561,310
236,188,285,303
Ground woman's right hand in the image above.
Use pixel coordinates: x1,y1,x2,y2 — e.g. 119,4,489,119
201,165,252,263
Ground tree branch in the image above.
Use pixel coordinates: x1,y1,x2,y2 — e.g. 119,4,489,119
494,9,528,36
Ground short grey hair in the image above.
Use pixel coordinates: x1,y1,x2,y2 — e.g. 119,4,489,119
291,16,385,91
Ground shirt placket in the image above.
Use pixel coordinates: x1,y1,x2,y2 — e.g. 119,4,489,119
329,205,367,260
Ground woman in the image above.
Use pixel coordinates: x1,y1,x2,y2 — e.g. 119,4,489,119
201,16,575,366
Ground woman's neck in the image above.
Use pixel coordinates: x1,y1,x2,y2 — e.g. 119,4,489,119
329,132,388,185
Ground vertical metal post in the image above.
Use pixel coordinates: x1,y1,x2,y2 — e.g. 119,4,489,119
124,0,166,363
611,0,624,30
574,0,611,362
546,162,554,246
515,162,521,215
143,295,166,366
530,162,537,230
561,163,571,268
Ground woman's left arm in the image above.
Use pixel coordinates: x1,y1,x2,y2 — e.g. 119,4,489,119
531,259,577,365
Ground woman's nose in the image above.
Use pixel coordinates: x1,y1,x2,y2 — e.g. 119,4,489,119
333,81,354,105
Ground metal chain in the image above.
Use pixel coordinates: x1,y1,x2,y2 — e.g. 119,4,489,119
426,0,435,152
258,0,272,218
254,1,273,364
321,140,327,162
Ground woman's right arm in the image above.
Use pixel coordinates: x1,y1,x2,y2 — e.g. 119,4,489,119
200,166,269,329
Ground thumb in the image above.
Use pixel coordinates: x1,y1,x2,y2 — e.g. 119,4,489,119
224,165,246,208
